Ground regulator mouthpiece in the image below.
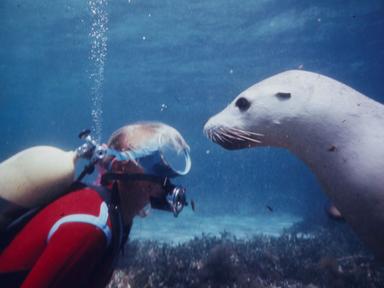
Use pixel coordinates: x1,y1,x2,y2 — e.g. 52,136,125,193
167,185,187,217
150,183,188,217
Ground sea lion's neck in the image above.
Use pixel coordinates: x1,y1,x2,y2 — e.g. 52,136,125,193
271,98,360,171
271,92,384,200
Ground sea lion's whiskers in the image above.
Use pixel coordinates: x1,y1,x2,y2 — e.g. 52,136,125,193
223,128,262,144
214,131,225,143
219,132,233,143
207,129,217,142
211,132,218,142
219,129,235,139
240,130,264,138
219,129,240,143
235,134,262,144
204,128,212,139
210,132,215,142
228,131,260,144
228,128,264,140
226,131,247,142
227,127,264,137
207,129,213,141
230,131,257,145
206,126,262,146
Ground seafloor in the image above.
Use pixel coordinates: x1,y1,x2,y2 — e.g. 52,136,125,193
130,210,302,243
108,214,384,288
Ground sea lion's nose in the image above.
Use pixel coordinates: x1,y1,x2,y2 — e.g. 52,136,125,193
203,114,220,135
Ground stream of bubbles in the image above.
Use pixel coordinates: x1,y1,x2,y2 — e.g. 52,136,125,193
88,0,109,142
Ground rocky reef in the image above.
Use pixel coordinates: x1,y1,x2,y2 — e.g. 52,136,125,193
108,223,384,288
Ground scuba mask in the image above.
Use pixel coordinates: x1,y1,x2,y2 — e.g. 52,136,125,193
76,128,192,217
107,135,191,178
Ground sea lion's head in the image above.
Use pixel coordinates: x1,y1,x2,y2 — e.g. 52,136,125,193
204,70,315,149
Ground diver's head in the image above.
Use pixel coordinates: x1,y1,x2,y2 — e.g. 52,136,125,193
105,122,191,223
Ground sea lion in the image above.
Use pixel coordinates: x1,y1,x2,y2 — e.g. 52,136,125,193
204,70,384,258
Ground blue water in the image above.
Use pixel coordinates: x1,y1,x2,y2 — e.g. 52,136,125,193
1,0,384,243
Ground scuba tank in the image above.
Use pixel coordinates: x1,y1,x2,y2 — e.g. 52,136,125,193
0,129,97,231
0,146,78,230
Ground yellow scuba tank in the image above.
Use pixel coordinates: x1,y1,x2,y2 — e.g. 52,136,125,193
0,146,78,230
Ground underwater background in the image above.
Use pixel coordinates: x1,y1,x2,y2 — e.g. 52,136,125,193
1,0,384,287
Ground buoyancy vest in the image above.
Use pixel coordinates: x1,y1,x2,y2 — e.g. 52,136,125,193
0,182,131,288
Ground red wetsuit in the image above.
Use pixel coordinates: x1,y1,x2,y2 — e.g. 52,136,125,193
0,186,117,288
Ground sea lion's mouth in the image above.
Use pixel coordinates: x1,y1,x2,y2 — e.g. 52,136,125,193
204,126,264,150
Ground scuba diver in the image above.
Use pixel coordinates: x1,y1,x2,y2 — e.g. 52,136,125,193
0,122,192,288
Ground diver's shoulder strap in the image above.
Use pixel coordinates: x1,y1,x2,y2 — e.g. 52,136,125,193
0,207,41,251
88,181,132,288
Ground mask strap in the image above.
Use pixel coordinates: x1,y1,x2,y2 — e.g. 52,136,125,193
100,172,168,187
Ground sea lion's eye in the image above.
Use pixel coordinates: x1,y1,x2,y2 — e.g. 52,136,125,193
235,97,251,112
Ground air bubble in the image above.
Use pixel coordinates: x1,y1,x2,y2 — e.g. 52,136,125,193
88,0,109,142
160,103,168,111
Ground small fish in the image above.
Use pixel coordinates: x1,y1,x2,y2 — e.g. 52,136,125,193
326,203,344,221
266,205,273,212
328,145,336,152
191,199,196,212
